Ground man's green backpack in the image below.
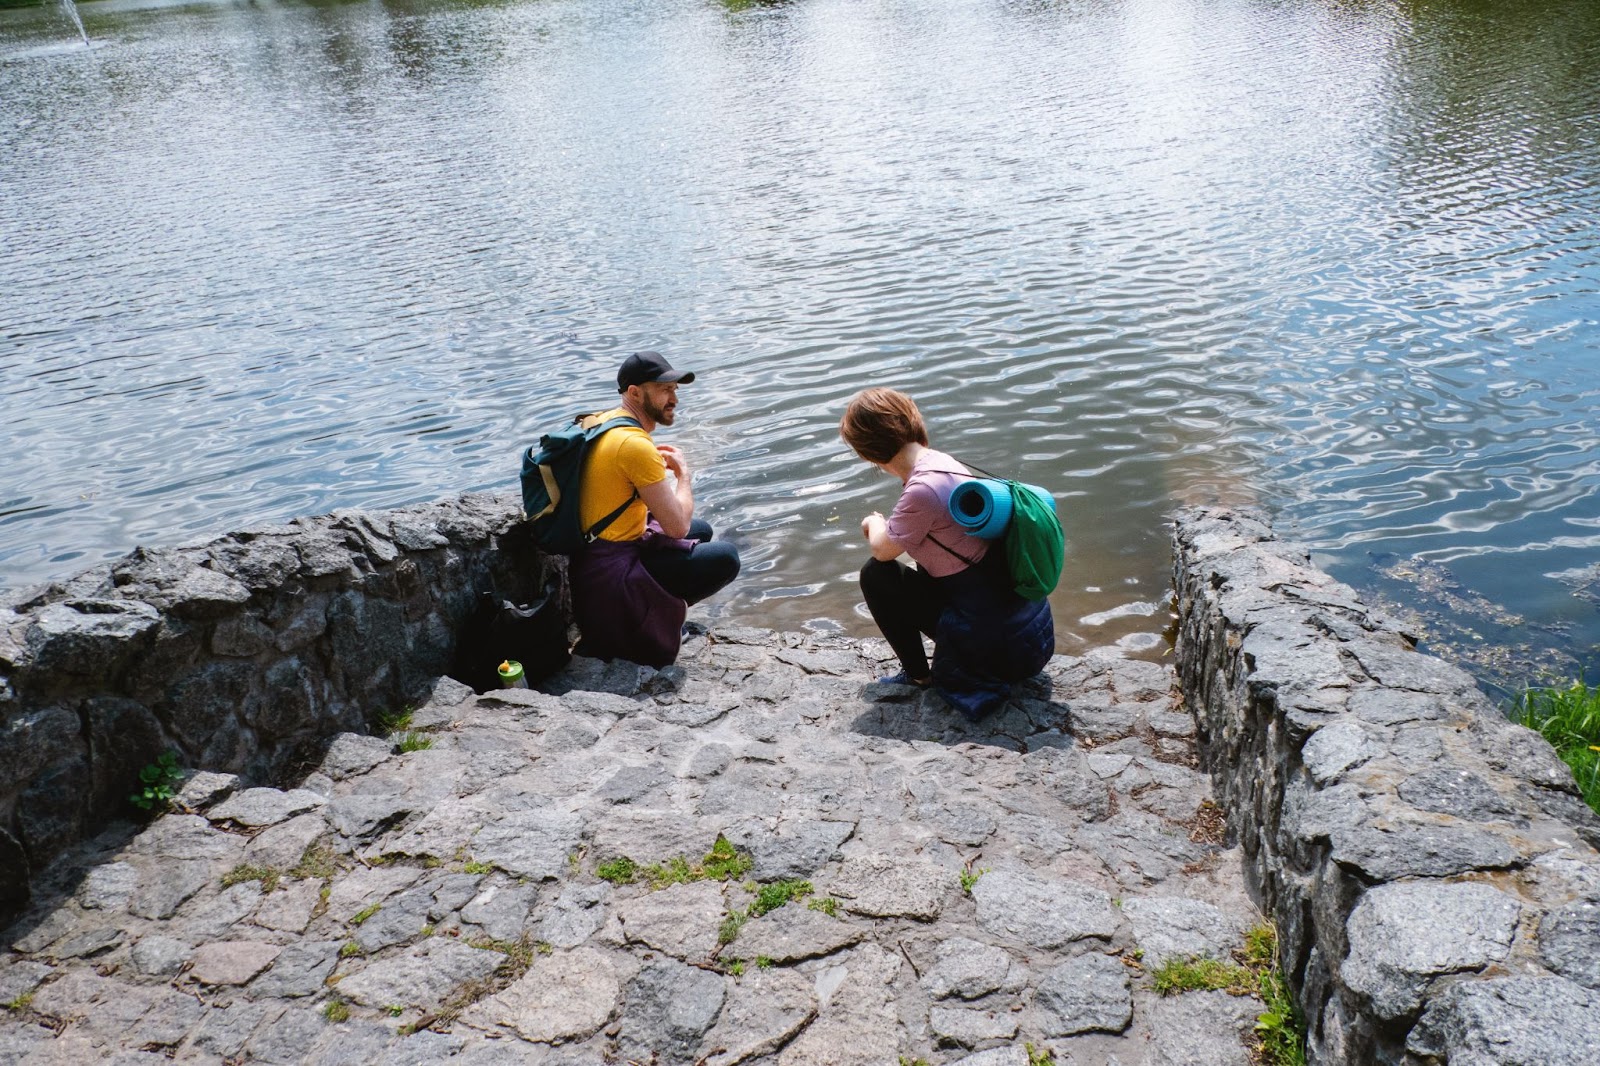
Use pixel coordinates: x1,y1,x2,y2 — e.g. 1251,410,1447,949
519,413,642,555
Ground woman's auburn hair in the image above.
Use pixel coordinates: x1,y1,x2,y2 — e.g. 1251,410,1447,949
840,387,928,464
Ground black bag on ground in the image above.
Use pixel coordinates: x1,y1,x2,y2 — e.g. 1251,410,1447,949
451,586,570,692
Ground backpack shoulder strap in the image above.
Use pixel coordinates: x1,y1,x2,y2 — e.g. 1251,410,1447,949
578,414,646,542
926,532,981,567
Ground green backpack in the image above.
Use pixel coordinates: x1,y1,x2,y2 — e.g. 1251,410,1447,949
1001,481,1065,601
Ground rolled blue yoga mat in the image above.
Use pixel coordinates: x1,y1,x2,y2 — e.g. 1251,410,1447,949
949,479,1057,539
948,479,1013,539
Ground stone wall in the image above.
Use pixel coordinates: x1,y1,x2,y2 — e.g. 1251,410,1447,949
0,493,550,925
1172,507,1600,1065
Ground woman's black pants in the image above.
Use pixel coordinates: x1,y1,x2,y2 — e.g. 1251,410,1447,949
859,557,946,679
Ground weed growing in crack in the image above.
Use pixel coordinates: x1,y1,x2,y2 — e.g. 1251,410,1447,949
130,752,184,812
806,896,839,917
750,879,812,917
222,864,281,893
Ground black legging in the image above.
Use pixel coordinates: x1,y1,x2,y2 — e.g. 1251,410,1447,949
641,518,741,606
859,557,947,680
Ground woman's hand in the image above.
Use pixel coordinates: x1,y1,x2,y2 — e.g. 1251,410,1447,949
861,511,884,540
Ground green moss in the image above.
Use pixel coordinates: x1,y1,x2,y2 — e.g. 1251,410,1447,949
221,864,280,893
292,843,341,881
806,896,839,917
339,941,365,958
323,999,350,1022
596,856,640,885
750,879,812,917
461,860,494,875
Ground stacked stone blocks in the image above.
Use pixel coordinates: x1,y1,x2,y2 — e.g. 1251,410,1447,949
0,493,546,923
1172,506,1600,1065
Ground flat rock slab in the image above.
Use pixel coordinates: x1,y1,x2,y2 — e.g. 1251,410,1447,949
188,940,282,985
971,870,1120,949
0,629,1276,1065
829,855,949,920
733,905,864,964
464,947,620,1044
337,939,501,1010
208,787,327,827
615,880,728,961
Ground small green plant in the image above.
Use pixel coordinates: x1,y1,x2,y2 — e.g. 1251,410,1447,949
293,843,341,881
339,941,365,958
469,935,539,980
461,860,494,875
718,908,748,946
396,731,433,753
899,1056,930,1066
642,855,695,888
4,992,33,1013
129,751,184,812
726,958,746,977
350,903,381,926
420,924,435,938
323,999,350,1022
750,879,812,917
701,835,753,880
617,836,755,891
807,896,839,917
1152,955,1254,996
222,864,281,893
1256,968,1308,1066
959,867,990,895
1241,923,1277,969
385,1004,404,1017
1511,680,1600,814
375,706,414,734
1025,1045,1056,1066
756,955,774,969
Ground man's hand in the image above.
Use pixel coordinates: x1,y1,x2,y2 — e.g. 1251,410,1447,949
658,444,690,481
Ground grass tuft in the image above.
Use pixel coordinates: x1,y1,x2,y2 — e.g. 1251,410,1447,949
222,864,280,894
1025,1045,1056,1066
1151,955,1254,996
959,867,990,895
750,879,812,917
807,896,839,917
4,992,33,1014
322,999,350,1022
350,903,381,926
596,856,640,885
1511,680,1600,814
396,731,433,753
292,843,341,881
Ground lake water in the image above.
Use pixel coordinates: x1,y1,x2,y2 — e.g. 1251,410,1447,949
3,0,1598,695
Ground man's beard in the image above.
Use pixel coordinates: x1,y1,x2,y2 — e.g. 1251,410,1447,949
644,394,676,426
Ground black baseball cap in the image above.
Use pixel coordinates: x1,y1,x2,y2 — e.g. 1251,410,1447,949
617,351,696,393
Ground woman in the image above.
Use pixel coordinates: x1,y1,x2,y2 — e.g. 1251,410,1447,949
840,387,1055,720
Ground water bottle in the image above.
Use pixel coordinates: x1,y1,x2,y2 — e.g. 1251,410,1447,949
497,660,528,689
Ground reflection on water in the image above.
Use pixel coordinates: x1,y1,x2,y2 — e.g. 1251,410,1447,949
2,0,1597,687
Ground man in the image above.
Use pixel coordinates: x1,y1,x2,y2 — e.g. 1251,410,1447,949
568,351,740,665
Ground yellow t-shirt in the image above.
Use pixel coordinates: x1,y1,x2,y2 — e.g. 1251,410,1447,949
578,407,664,542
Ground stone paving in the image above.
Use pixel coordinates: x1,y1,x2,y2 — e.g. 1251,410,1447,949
0,625,1264,1065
